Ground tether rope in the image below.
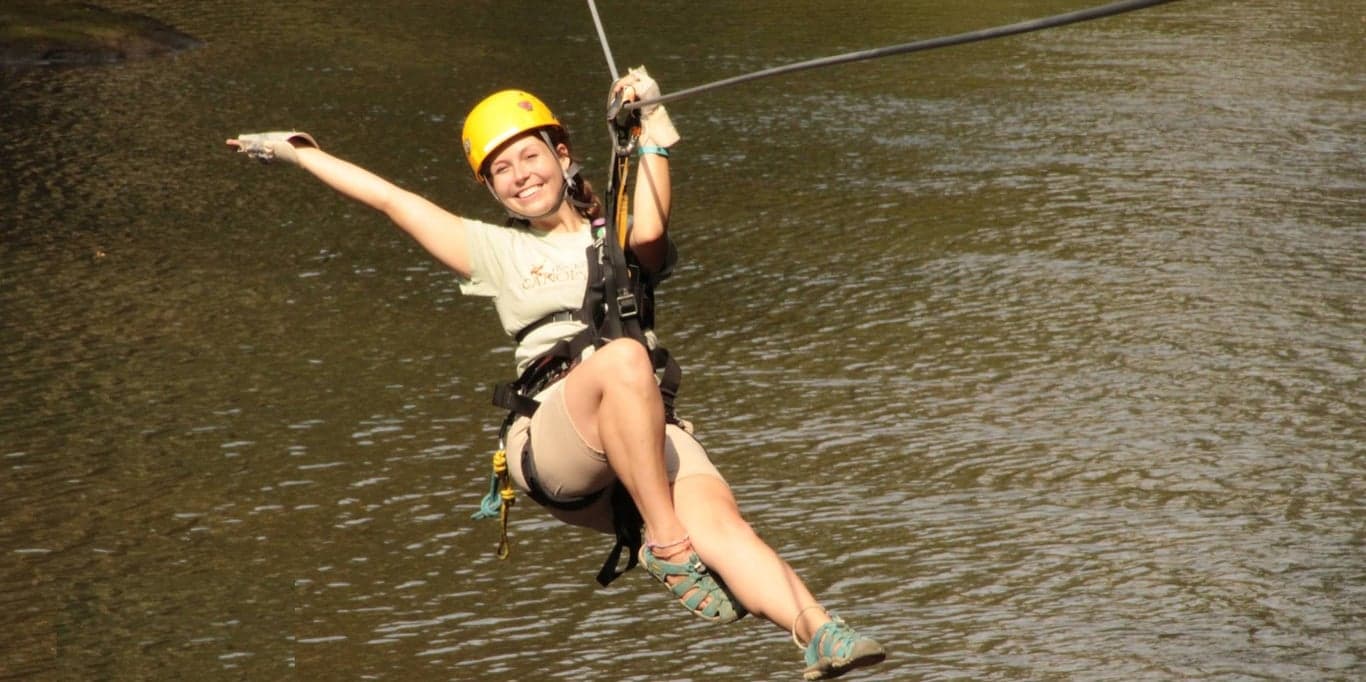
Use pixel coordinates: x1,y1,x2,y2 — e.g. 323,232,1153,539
614,0,1182,110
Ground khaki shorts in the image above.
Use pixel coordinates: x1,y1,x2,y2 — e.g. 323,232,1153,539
505,380,724,535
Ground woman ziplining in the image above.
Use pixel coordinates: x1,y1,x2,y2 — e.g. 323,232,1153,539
226,69,886,681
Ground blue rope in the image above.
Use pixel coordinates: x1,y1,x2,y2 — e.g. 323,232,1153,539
472,474,501,520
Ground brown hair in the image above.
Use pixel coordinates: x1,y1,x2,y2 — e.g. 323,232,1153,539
549,127,602,222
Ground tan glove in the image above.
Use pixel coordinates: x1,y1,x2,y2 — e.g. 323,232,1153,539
228,131,319,165
613,66,679,149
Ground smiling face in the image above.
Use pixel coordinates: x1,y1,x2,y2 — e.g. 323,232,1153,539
485,133,571,220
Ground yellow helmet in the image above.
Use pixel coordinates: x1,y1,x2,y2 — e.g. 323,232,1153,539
461,89,564,183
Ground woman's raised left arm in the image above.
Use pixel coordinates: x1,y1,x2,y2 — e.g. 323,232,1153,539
614,66,678,273
630,151,671,272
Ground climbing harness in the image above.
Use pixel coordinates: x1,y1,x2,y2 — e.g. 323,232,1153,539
472,88,682,588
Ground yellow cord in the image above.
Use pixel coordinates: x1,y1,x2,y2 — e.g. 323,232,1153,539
491,448,515,559
613,153,632,249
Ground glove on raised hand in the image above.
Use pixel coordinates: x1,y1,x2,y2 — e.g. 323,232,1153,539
614,66,679,149
230,131,319,165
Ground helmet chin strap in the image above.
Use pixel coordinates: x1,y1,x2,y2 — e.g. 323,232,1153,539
490,131,580,223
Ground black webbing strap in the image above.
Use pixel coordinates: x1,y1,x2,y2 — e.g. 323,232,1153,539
514,309,579,344
491,333,592,417
491,382,540,418
595,482,643,587
653,346,682,419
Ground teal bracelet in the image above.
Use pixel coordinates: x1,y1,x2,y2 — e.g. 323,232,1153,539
636,145,670,158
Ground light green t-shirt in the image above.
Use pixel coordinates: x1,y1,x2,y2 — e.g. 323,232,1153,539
459,217,677,375
458,217,594,374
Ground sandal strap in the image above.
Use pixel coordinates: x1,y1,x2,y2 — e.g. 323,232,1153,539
801,616,886,679
640,547,746,623
647,553,704,578
654,553,722,617
808,619,854,660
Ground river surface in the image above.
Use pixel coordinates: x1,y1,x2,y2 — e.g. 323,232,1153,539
2,1,1362,680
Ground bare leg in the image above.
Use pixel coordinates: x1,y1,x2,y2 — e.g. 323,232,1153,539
561,338,688,550
672,474,834,642
559,339,882,676
559,338,880,676
562,337,827,635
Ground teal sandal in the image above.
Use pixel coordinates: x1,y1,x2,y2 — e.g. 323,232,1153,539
639,544,747,624
799,616,886,680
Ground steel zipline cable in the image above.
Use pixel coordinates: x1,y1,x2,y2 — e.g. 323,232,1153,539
586,0,620,82
608,0,1182,111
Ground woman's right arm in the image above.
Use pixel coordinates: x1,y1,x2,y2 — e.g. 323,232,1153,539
228,134,472,279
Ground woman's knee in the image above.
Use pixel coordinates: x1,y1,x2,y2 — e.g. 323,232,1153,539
589,339,656,390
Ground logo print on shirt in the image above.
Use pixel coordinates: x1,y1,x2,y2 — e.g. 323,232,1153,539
521,260,587,290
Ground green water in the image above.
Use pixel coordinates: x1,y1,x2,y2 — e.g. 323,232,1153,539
2,1,1362,679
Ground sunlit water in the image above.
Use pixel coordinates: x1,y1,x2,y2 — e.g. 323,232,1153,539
2,1,1362,680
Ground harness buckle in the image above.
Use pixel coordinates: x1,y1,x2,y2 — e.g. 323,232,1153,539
617,292,639,319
